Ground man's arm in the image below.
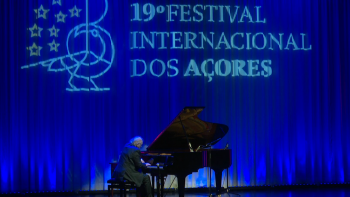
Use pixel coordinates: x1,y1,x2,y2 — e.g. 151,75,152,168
131,150,149,170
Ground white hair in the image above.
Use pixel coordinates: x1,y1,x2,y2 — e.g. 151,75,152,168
130,136,143,147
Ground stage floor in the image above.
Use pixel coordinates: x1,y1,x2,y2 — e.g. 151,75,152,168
25,188,349,197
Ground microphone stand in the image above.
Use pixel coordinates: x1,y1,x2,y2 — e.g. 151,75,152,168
204,140,216,197
209,144,212,197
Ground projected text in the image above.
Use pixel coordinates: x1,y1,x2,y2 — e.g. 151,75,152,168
129,3,312,82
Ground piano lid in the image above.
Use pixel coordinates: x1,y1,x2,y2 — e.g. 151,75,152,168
147,107,229,152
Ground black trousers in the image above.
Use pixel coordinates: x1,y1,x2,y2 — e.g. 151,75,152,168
137,174,152,197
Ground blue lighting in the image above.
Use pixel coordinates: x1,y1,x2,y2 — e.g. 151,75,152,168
1,0,350,194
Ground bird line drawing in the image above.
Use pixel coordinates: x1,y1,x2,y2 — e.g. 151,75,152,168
22,0,115,92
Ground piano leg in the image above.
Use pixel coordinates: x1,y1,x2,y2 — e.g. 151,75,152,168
212,168,239,197
177,174,186,197
157,175,161,197
161,175,165,197
213,168,224,196
152,175,155,197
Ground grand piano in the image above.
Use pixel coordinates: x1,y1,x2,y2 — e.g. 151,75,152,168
141,107,231,197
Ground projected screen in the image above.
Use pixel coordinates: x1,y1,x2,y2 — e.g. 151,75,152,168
21,0,313,91
1,0,349,193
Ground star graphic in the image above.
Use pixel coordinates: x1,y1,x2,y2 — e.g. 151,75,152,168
52,0,62,6
34,5,50,19
69,5,82,17
26,43,42,56
27,24,43,37
55,11,67,23
48,25,60,37
48,39,60,52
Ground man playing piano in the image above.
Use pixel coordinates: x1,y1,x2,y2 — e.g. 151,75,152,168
113,136,152,197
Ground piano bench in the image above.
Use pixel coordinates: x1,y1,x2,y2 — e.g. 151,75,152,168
107,178,136,197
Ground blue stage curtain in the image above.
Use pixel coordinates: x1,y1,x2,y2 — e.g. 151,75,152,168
1,0,350,193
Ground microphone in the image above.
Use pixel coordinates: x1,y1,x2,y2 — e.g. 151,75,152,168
195,145,202,152
205,138,222,147
224,143,229,150
188,142,194,152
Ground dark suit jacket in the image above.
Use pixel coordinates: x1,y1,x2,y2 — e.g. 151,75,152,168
113,143,147,187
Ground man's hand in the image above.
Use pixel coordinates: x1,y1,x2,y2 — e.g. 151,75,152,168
141,159,151,166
